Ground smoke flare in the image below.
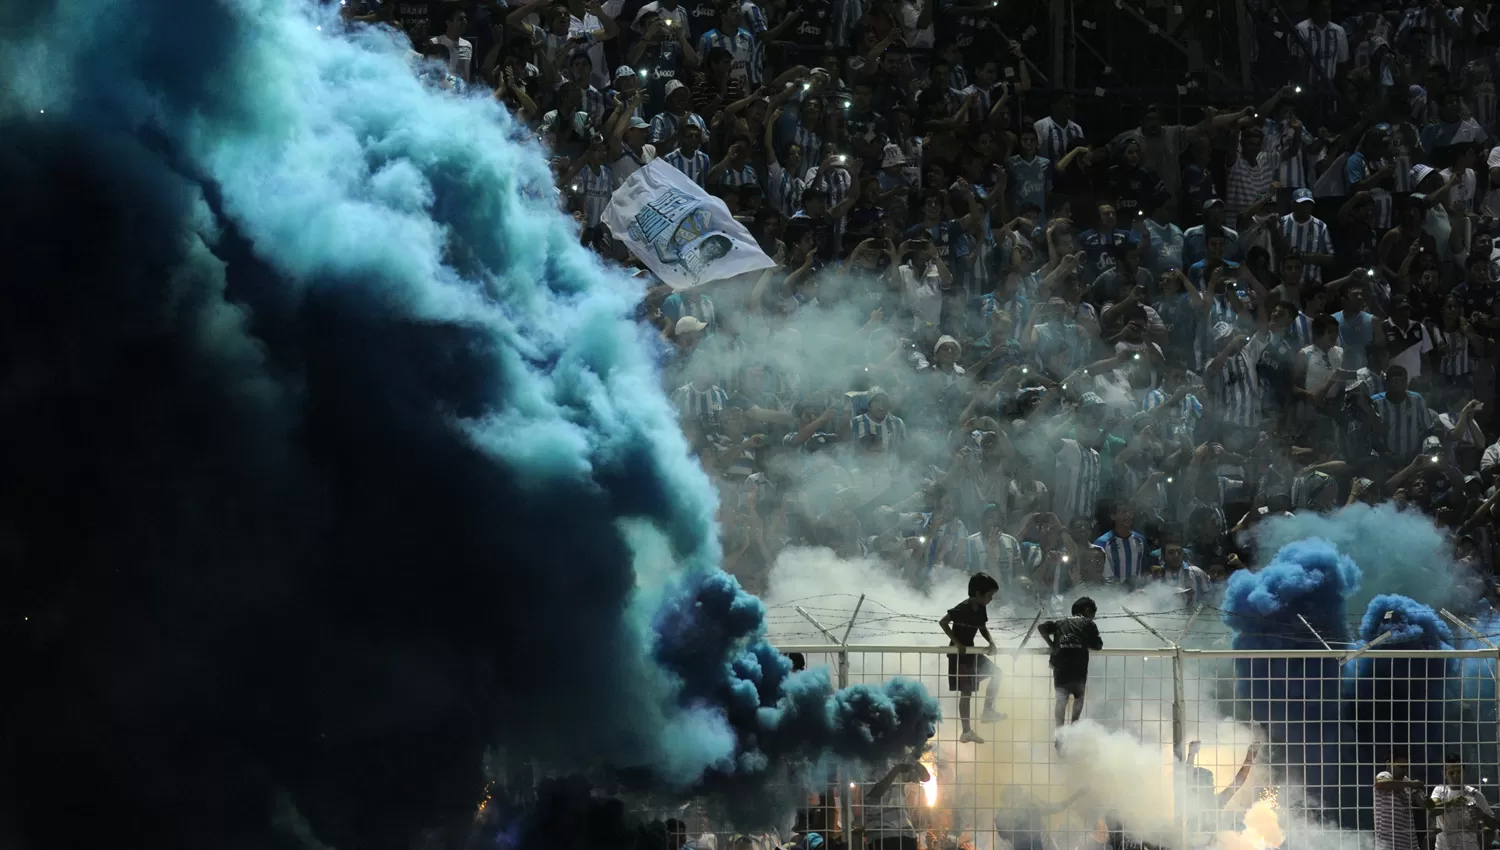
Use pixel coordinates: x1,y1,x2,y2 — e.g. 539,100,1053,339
1222,515,1497,830
0,2,936,848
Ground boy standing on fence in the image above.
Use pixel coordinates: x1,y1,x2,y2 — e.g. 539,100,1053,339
938,572,1005,744
1038,596,1102,730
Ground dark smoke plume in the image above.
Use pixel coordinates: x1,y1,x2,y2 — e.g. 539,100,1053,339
0,3,936,848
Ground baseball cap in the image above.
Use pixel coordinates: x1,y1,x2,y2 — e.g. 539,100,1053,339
881,143,908,168
1292,188,1314,204
675,315,708,334
1203,198,1225,211
665,79,688,97
613,65,635,80
627,116,651,130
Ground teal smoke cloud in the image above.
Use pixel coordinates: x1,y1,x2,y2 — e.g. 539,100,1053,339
0,3,935,848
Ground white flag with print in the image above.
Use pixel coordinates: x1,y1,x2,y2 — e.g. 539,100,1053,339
603,159,776,290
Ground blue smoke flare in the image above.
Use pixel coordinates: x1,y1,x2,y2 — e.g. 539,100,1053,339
0,3,936,848
1253,503,1463,615
1223,539,1359,820
1222,538,1361,650
1223,529,1496,830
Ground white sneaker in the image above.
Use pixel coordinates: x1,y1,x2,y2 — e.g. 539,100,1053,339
980,709,1007,723
960,730,986,744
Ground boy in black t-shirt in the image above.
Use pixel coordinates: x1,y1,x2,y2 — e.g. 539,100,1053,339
939,572,1005,744
1038,596,1102,728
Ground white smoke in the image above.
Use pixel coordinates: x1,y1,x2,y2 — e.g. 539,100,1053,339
1056,720,1180,843
755,547,1264,850
760,545,1228,648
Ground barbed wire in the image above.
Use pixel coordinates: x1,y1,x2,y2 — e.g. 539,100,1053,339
763,594,1500,649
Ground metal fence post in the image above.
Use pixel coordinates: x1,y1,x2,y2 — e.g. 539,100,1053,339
1173,648,1188,850
794,608,853,840
836,646,852,842
836,600,863,844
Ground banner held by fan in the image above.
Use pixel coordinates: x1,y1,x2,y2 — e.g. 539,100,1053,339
603,159,777,290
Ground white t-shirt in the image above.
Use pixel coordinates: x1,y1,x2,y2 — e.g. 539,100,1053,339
1299,343,1344,412
1431,784,1493,850
897,0,934,48
900,262,943,328
859,784,918,841
1440,167,1478,210
1424,204,1456,263
1483,146,1500,217
1481,438,1500,476
431,34,473,81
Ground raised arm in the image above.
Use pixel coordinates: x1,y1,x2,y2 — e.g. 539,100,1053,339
603,97,628,160
675,20,699,66
627,19,662,65
506,0,549,34
763,107,781,167
1216,742,1260,806
585,0,619,40
760,7,803,43
827,160,865,220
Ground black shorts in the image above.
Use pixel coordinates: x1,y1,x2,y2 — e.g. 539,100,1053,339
947,650,996,693
1054,678,1086,700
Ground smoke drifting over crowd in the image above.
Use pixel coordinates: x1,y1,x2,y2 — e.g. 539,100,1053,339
0,2,936,849
1251,503,1467,617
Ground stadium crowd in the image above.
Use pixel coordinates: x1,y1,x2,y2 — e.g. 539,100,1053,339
346,0,1500,609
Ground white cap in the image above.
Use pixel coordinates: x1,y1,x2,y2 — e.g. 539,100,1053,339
675,315,708,334
665,79,688,97
1411,163,1435,184
880,143,907,168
